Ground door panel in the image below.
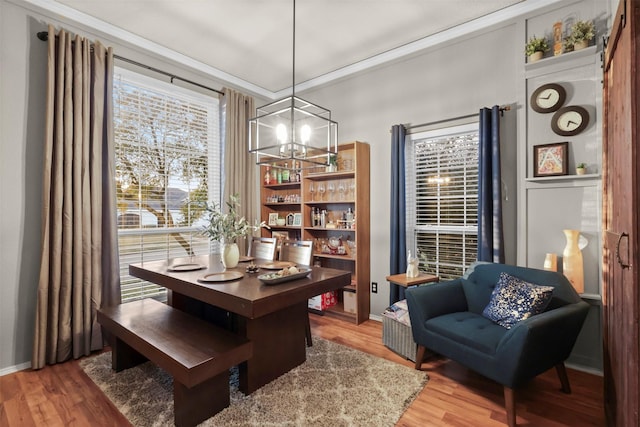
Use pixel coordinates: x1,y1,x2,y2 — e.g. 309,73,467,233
602,1,640,425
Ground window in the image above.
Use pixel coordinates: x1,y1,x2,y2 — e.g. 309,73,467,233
113,67,221,302
406,123,478,280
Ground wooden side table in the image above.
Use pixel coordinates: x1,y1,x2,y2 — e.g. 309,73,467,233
386,272,439,288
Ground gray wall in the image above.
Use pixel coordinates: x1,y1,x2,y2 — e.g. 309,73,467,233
0,0,268,374
0,0,611,373
301,25,521,317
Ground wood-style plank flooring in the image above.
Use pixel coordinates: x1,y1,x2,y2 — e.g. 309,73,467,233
0,314,605,426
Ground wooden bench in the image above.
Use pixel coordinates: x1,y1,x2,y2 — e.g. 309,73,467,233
97,298,252,427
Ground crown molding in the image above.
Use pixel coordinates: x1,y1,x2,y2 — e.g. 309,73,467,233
14,0,567,100
11,0,274,99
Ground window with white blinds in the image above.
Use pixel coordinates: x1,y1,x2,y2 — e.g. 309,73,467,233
114,67,221,303
406,123,479,280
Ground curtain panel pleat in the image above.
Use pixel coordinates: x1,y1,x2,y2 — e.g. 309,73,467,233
222,88,257,255
390,124,407,304
32,25,120,369
477,106,505,263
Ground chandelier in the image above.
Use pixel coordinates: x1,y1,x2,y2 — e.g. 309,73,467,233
248,0,338,168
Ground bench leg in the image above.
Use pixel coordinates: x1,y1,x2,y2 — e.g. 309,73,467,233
173,371,230,427
111,337,148,372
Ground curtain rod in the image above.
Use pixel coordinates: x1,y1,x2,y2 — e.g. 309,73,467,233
36,31,224,96
404,105,511,132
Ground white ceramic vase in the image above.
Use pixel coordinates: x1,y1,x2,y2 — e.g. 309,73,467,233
221,242,240,269
562,229,584,293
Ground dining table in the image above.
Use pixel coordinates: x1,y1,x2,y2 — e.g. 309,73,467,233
128,253,351,394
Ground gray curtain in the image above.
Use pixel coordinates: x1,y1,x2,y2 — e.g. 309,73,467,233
222,88,257,255
32,25,120,369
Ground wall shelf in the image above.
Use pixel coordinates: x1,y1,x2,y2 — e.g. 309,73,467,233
525,173,601,182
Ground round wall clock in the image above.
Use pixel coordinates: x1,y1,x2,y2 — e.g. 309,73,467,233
530,83,566,113
551,106,589,136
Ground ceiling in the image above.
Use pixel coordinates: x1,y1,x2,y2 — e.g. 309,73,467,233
44,0,561,98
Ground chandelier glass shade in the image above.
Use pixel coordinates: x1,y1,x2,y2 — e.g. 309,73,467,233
248,0,338,168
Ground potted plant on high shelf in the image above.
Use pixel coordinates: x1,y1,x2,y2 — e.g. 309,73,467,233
201,193,266,269
525,35,549,63
567,20,595,51
326,154,338,172
576,163,587,175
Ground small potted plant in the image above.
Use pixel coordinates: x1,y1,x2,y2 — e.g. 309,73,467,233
568,20,595,50
326,154,338,172
576,163,587,175
525,35,549,62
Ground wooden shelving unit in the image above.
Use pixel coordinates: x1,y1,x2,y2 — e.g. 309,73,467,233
302,141,370,324
259,141,370,324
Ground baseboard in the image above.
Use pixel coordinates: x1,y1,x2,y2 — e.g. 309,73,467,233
369,313,382,322
0,361,31,377
565,362,603,376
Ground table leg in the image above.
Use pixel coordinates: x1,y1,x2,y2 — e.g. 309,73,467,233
235,302,307,394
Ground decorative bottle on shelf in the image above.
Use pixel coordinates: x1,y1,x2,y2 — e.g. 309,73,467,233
264,166,271,185
271,164,277,183
295,161,301,182
346,207,354,228
282,162,290,182
277,167,282,184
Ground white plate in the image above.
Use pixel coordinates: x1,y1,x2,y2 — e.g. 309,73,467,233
198,271,244,282
257,261,295,270
167,263,206,272
258,268,312,285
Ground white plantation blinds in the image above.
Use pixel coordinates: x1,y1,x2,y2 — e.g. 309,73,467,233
113,67,221,302
406,123,479,280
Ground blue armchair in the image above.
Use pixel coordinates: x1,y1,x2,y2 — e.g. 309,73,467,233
406,263,589,427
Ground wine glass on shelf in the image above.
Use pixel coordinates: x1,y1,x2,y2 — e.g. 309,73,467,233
308,182,315,201
317,182,325,201
349,180,356,199
337,180,346,200
327,181,336,201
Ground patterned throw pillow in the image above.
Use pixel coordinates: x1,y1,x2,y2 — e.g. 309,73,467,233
482,272,554,329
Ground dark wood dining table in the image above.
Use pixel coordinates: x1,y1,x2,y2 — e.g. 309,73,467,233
129,254,351,394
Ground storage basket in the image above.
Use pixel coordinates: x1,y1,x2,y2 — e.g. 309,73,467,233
382,315,417,362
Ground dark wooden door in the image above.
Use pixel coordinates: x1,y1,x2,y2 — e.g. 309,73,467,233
602,1,640,425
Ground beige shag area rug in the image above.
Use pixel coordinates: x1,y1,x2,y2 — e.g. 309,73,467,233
80,337,427,426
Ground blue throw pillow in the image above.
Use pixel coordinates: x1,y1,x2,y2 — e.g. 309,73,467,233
482,272,554,329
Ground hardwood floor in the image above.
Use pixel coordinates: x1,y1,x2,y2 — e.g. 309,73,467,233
0,314,605,426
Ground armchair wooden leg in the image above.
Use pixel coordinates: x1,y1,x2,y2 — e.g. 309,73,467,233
503,386,516,427
414,345,426,370
555,363,571,393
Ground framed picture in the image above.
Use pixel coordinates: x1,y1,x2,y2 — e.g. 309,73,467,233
268,212,279,226
533,142,568,177
293,213,302,226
